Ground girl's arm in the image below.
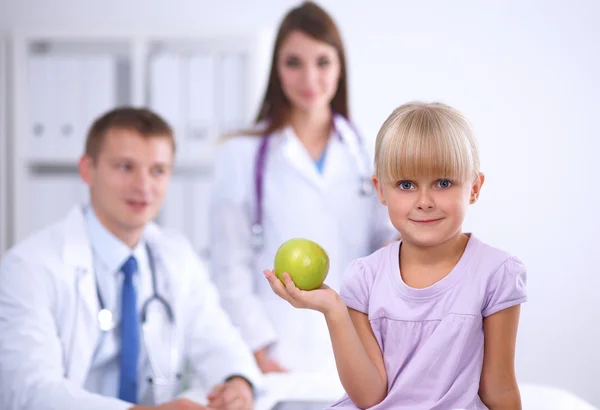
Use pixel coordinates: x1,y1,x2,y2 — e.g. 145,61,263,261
327,307,388,408
479,305,522,409
264,270,387,408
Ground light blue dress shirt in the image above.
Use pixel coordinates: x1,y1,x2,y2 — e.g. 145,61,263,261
83,205,154,404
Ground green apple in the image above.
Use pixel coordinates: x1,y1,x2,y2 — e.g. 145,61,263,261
273,238,330,291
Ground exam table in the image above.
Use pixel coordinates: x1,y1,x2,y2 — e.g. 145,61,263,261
184,370,598,410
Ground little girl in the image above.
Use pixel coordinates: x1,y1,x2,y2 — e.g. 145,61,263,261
264,101,527,409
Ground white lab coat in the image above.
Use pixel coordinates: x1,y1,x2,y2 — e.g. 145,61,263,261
0,206,263,410
209,115,397,373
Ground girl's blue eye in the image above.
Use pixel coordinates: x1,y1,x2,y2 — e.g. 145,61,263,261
438,179,452,188
398,181,414,190
118,163,131,171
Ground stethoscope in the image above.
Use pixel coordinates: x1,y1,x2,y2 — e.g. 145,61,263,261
95,243,182,386
251,115,374,250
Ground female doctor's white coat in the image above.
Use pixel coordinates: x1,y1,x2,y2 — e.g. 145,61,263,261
209,115,397,373
0,206,262,410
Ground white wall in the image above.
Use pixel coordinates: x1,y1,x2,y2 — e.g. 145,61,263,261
1,0,599,406
0,37,7,258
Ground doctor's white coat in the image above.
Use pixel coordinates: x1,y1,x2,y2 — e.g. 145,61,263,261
209,115,397,373
0,206,262,410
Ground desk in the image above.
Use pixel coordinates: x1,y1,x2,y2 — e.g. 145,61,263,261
182,371,343,410
252,371,344,410
183,372,598,410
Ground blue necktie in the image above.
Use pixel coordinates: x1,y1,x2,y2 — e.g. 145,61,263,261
118,256,139,403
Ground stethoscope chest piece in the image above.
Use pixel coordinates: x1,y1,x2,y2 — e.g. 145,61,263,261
360,177,374,196
251,223,264,250
98,308,115,332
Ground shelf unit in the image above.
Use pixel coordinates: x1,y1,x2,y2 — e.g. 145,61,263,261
7,28,273,257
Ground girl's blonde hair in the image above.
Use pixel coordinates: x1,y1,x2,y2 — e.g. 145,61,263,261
374,102,480,184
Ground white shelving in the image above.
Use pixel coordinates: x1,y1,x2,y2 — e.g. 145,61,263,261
146,37,254,167
25,41,130,163
7,29,273,256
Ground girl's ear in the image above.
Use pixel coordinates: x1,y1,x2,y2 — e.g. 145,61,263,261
470,173,485,204
372,175,387,206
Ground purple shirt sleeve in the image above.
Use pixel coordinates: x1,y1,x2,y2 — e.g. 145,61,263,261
482,257,528,317
339,259,372,314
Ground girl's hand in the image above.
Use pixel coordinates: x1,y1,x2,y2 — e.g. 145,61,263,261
263,269,344,315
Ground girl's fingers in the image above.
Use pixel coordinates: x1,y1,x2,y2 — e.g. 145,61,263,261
265,270,314,309
264,270,293,302
263,269,276,281
282,272,304,299
282,272,294,286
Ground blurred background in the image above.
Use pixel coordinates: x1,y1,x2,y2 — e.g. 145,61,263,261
0,0,598,406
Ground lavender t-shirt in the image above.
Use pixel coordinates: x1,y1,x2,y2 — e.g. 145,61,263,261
328,234,527,410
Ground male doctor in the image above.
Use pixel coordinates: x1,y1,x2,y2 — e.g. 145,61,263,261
0,107,261,410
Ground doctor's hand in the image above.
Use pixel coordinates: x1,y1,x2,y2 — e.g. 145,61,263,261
253,347,287,373
130,398,208,409
264,270,345,316
206,377,253,409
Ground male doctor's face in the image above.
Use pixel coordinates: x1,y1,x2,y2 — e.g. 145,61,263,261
79,128,173,244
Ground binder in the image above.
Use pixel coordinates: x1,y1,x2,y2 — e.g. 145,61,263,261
28,55,56,159
28,54,118,162
79,54,117,154
216,52,246,133
187,52,216,158
149,52,185,148
52,56,81,161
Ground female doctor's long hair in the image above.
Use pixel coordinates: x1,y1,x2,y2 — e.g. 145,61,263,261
254,1,349,137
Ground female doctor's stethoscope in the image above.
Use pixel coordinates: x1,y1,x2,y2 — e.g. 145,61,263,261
251,119,375,250
95,243,181,386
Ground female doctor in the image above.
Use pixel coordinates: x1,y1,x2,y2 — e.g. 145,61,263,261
209,1,397,375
